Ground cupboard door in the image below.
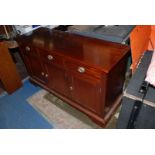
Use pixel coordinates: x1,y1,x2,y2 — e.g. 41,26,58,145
24,55,46,83
70,75,102,114
20,45,46,83
45,64,69,96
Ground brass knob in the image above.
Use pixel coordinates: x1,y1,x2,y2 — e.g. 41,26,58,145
69,86,73,90
45,74,48,77
25,46,30,51
78,67,85,73
47,55,53,60
41,72,44,76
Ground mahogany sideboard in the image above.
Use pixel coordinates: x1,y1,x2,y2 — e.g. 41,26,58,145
17,27,130,127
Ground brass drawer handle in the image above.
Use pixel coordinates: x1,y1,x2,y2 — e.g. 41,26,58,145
69,86,73,90
41,72,45,76
78,67,85,73
47,55,53,60
25,46,30,51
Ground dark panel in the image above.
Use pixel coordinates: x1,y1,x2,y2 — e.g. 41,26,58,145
117,97,155,129
117,51,155,129
117,97,137,129
136,105,155,129
126,51,155,102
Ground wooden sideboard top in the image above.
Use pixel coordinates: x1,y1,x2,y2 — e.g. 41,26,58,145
17,27,130,73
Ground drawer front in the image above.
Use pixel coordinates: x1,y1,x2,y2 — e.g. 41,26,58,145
39,50,63,67
65,60,103,79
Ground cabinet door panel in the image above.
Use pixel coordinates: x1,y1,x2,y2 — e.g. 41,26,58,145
71,75,102,114
20,45,46,83
24,55,45,83
45,64,69,96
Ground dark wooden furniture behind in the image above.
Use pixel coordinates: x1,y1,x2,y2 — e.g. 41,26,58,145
0,25,13,36
0,41,22,93
17,27,130,127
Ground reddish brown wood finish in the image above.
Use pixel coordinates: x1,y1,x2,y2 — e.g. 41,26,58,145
20,44,46,84
17,27,130,127
0,42,22,93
